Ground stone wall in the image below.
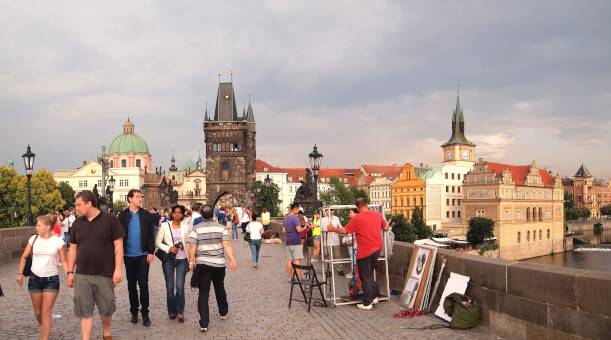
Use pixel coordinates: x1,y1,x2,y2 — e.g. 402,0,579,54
386,241,611,339
0,227,35,264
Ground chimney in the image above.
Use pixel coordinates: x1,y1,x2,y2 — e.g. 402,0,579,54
82,161,87,166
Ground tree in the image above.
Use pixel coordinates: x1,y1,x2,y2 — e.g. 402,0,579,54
593,222,603,236
565,207,579,221
578,207,591,221
113,200,128,213
389,213,416,243
320,177,365,206
411,206,432,239
0,167,21,227
564,191,575,210
467,217,495,245
16,169,65,219
600,204,611,218
57,181,76,210
251,180,281,217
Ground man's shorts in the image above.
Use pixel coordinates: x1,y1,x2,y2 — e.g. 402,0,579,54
28,274,60,293
73,274,116,317
285,245,304,260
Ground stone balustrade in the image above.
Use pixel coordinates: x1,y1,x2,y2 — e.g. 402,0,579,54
0,227,35,264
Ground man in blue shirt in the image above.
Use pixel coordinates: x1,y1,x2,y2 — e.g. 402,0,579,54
118,189,155,326
283,203,307,281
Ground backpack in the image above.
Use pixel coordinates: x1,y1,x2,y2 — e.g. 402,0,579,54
443,293,480,329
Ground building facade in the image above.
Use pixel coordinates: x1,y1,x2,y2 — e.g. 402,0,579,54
391,163,430,219
106,119,153,171
563,164,611,219
167,152,207,208
462,159,565,260
369,177,395,212
204,81,256,209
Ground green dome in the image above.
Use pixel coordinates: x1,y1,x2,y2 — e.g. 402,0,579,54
107,119,150,155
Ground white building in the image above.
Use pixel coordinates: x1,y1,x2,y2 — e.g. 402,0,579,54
53,160,144,203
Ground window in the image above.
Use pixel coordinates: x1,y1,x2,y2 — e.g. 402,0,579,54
452,186,455,193
447,150,453,160
446,199,450,206
78,180,88,188
446,211,450,218
504,209,510,220
452,211,455,218
533,229,536,241
458,187,461,193
121,159,127,168
451,173,455,180
420,197,423,206
476,210,486,218
136,159,141,168
539,230,542,240
445,173,448,179
229,143,239,152
97,180,102,187
527,231,530,241
458,211,461,218
458,199,461,206
517,232,521,243
120,179,129,187
462,150,469,160
547,229,550,239
452,199,455,206
457,174,461,180
446,186,449,192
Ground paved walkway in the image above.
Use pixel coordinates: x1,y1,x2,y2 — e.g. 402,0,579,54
0,240,501,339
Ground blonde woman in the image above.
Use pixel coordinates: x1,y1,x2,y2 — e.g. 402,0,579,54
16,214,68,340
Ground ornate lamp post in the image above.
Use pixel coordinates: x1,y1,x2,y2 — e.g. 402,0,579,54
22,145,36,226
308,144,323,210
264,174,273,187
107,176,116,213
97,146,113,211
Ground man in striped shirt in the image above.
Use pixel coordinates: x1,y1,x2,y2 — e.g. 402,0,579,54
188,204,237,332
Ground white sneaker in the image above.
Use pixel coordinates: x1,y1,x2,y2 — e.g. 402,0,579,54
372,297,379,305
357,303,373,310
220,314,227,320
200,327,208,332
345,273,353,279
311,258,319,263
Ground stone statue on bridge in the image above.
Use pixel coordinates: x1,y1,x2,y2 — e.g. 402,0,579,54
293,168,320,215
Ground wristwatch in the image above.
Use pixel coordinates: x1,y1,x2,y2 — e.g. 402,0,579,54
67,271,74,275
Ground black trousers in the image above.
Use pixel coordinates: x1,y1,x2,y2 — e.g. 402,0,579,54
197,264,228,328
357,250,380,306
124,255,150,316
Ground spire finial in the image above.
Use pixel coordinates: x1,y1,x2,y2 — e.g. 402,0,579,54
248,91,252,104
457,83,460,96
218,72,221,83
230,69,233,82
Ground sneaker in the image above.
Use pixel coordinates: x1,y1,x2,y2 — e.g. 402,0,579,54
311,258,319,263
372,297,380,305
357,303,373,310
345,273,353,279
200,327,208,332
254,264,257,269
220,314,227,320
130,314,138,324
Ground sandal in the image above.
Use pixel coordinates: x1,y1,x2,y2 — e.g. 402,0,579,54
177,314,184,323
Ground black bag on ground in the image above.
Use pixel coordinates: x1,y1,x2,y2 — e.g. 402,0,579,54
443,293,480,329
23,235,39,277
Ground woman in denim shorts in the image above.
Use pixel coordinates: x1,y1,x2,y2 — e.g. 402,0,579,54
16,214,68,340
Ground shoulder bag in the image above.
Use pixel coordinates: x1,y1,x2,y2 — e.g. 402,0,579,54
154,223,174,262
23,235,39,277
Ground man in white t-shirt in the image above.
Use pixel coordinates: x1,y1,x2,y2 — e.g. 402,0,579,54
319,209,344,274
61,210,75,247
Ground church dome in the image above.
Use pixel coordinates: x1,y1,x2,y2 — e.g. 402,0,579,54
107,119,150,155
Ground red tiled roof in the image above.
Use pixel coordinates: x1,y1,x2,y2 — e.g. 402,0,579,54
361,164,403,178
485,162,555,187
256,159,285,173
257,159,359,185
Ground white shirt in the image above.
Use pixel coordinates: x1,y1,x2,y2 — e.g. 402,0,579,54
320,216,342,246
246,221,264,240
241,211,250,223
61,214,75,233
29,235,64,277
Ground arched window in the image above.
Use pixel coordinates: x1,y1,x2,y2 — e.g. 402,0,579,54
532,207,537,221
136,159,141,168
517,232,521,243
526,207,531,220
533,229,536,241
527,231,530,241
539,229,542,240
539,207,543,221
121,159,127,168
547,229,550,239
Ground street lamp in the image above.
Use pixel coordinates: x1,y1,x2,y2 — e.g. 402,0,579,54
264,174,272,186
308,144,323,210
107,175,116,212
22,145,35,226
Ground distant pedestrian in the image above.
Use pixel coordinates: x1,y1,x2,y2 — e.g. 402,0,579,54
325,198,389,310
188,204,237,332
311,212,321,261
246,213,265,268
156,205,190,323
189,203,204,229
231,208,240,240
283,203,307,281
117,189,155,327
240,207,251,233
261,208,271,231
149,207,161,242
62,209,75,247
320,209,344,275
16,214,68,340
216,208,227,226
67,190,125,340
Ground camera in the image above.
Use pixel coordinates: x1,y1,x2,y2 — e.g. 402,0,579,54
174,241,184,251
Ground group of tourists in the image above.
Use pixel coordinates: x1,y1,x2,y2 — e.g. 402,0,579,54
16,189,238,339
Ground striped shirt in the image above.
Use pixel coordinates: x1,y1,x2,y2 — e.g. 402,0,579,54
187,220,229,267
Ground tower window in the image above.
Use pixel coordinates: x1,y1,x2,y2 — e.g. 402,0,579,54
121,159,127,168
136,159,141,168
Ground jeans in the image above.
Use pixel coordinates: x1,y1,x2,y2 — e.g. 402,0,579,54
232,223,239,240
63,232,70,247
249,239,262,263
162,255,188,316
197,264,228,328
124,255,150,316
357,250,381,306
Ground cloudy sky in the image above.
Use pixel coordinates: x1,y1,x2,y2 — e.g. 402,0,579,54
1,1,610,178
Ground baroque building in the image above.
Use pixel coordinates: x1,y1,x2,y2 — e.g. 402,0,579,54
106,119,153,171
462,159,565,260
391,163,431,219
204,81,256,208
563,164,611,219
167,151,207,208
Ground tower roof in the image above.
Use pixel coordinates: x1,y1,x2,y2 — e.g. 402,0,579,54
214,82,238,121
442,94,475,147
107,119,150,155
574,163,592,178
246,100,255,122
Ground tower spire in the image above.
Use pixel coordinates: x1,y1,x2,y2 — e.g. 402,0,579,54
169,148,178,172
442,86,474,147
246,91,255,123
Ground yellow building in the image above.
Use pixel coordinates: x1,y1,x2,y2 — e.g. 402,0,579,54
391,163,430,220
462,159,566,260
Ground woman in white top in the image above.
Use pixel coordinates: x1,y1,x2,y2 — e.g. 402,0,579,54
16,214,68,340
156,205,190,323
240,207,251,234
246,213,265,268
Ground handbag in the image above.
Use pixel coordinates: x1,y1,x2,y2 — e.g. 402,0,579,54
190,266,200,289
23,235,39,277
244,231,251,242
154,223,174,262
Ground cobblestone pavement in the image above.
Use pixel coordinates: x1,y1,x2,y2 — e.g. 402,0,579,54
0,240,502,339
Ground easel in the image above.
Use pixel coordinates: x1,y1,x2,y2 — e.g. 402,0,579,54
319,204,391,306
